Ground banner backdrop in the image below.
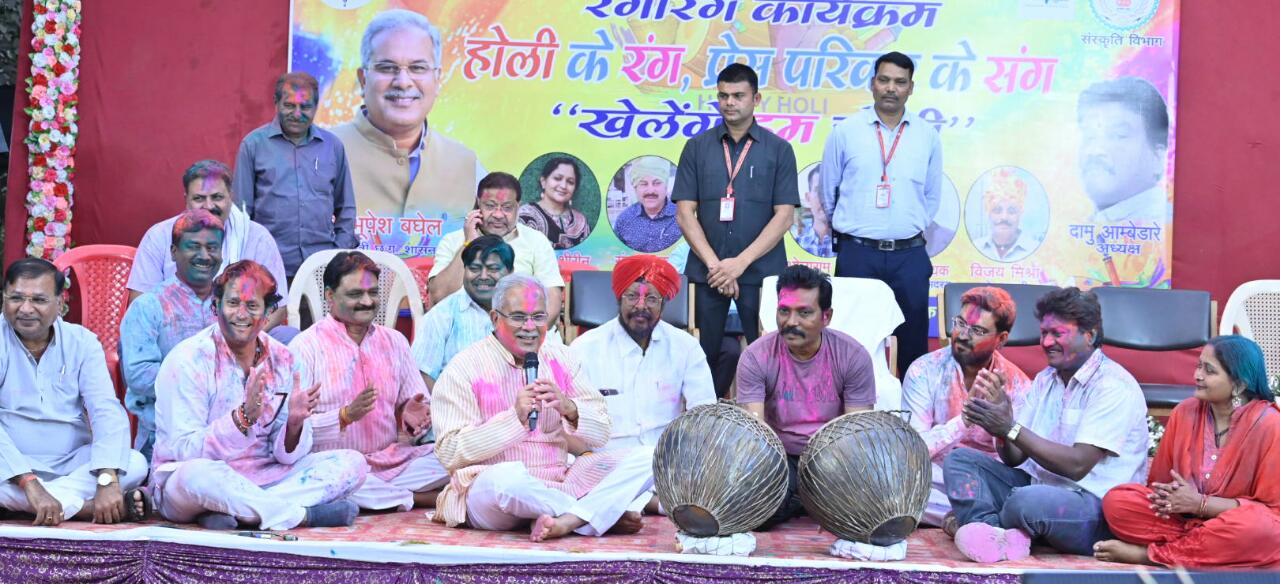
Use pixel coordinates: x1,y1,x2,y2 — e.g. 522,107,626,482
291,0,1179,332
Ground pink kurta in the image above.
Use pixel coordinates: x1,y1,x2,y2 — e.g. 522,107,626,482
431,335,617,527
291,316,433,481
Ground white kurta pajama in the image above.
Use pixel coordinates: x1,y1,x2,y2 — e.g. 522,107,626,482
291,316,448,512
433,335,655,536
0,319,147,519
152,326,369,530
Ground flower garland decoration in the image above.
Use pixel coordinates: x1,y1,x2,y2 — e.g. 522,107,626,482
24,0,81,260
1147,415,1165,458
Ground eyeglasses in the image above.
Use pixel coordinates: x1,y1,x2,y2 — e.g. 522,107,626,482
494,310,550,326
621,292,663,307
4,294,53,308
951,316,992,338
369,61,440,80
479,201,517,214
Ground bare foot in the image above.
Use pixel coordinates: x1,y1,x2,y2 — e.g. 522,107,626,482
1093,539,1155,565
412,489,441,509
643,494,662,515
530,513,586,542
942,512,958,538
608,511,643,535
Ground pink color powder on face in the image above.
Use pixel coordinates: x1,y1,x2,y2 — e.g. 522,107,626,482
359,269,377,289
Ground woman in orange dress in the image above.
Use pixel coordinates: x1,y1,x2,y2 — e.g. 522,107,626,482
1093,335,1280,568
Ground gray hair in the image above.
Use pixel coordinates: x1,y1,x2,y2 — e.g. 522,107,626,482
491,274,547,314
360,9,443,68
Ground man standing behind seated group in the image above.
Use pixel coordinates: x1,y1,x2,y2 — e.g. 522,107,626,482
128,160,291,340
291,252,447,512
234,71,358,279
413,234,513,389
120,209,225,460
428,172,564,320
0,259,149,526
902,286,1031,528
432,274,654,541
945,287,1148,562
737,265,876,527
152,260,368,531
333,9,482,221
570,256,715,515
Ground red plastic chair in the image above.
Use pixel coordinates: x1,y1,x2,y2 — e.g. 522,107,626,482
54,244,138,439
404,256,435,311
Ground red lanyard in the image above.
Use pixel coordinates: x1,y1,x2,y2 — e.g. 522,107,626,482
722,137,753,197
876,121,906,183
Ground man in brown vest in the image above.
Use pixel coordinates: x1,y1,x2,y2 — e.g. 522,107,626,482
331,9,483,229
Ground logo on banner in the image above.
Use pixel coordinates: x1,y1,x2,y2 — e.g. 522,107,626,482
1090,0,1160,31
321,0,373,9
1017,0,1075,21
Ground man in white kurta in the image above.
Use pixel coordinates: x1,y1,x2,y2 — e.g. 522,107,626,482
0,259,147,526
153,260,369,530
291,252,447,512
432,274,654,541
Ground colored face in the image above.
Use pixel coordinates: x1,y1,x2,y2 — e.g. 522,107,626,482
775,286,830,352
276,86,317,141
216,276,269,349
184,176,233,219
635,175,668,216
618,280,664,341
463,252,511,308
477,188,519,238
1194,344,1237,405
1039,314,1094,371
539,163,578,206
1078,102,1164,209
3,275,62,342
987,199,1023,246
491,284,548,357
716,80,760,126
871,62,914,117
328,268,379,327
949,304,1005,368
171,228,224,289
358,26,440,136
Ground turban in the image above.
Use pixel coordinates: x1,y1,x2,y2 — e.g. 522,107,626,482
982,168,1028,214
612,255,681,301
627,157,670,186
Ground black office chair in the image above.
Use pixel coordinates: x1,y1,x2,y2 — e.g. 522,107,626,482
1093,286,1215,414
939,283,1059,347
565,271,691,341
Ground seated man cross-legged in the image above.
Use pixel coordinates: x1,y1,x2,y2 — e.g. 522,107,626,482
432,274,655,541
152,260,369,530
736,264,876,528
944,287,1149,562
291,252,448,512
0,259,150,525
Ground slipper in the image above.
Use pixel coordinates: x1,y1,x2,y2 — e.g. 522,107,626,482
123,487,154,522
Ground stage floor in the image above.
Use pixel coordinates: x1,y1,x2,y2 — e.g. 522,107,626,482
0,510,1121,575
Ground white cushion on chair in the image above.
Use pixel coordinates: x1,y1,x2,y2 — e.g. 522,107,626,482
287,249,425,336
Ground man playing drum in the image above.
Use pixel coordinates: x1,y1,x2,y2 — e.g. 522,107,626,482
737,265,876,528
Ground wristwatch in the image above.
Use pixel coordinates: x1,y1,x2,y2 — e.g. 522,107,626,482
1005,423,1023,442
96,472,117,487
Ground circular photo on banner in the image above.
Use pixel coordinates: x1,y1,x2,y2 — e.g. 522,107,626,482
607,155,682,253
925,174,961,257
517,153,602,250
791,162,835,257
964,166,1050,263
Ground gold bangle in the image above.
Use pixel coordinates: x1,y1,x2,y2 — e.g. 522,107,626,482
339,407,351,429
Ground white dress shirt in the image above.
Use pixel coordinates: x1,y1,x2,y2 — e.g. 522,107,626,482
570,319,715,451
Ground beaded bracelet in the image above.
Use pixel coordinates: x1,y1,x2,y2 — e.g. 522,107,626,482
233,406,250,435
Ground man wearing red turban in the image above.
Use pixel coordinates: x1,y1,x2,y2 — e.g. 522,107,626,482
571,255,716,515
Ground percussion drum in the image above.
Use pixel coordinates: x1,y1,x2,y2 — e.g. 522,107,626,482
653,403,789,536
798,410,930,546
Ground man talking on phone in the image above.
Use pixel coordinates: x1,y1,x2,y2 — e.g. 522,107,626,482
428,172,565,321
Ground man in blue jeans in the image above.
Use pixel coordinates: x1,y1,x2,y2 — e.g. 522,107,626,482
943,287,1149,562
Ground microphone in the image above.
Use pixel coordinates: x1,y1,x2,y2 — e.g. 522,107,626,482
523,352,539,431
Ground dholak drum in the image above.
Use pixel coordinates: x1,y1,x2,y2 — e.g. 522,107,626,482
798,410,929,546
653,403,788,536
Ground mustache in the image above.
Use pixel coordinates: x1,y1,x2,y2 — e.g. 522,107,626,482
353,304,376,311
781,326,806,338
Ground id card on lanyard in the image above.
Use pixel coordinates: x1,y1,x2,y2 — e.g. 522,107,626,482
876,121,905,209
721,137,753,221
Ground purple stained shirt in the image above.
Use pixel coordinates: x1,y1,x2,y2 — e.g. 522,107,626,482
126,214,289,298
736,328,876,456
